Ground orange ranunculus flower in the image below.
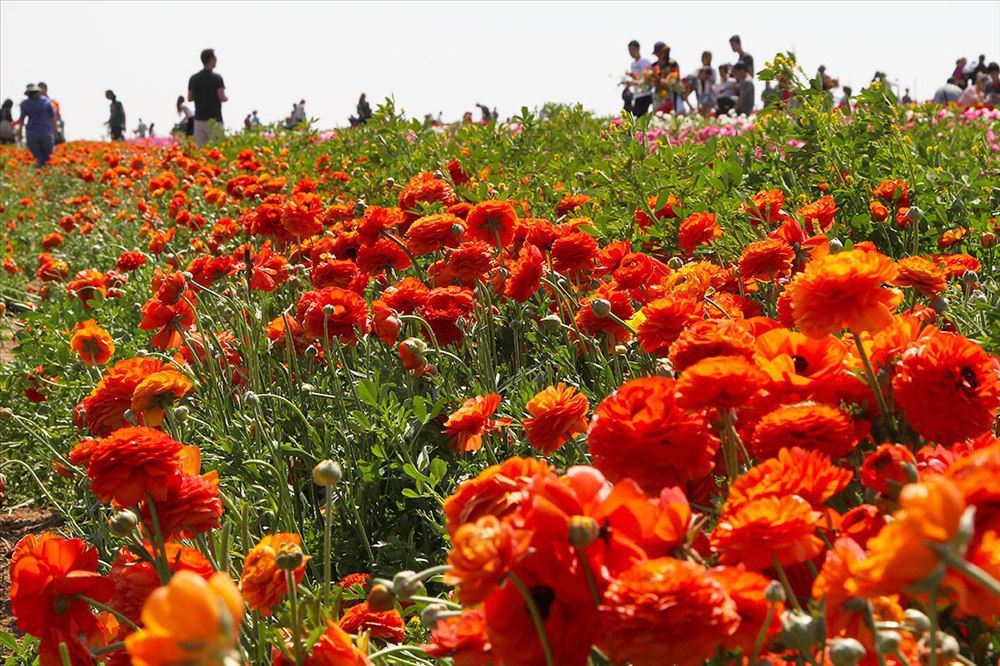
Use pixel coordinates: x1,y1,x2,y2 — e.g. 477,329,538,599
739,238,795,282
445,515,524,604
599,557,739,666
860,443,917,495
442,456,553,534
108,542,214,633
785,248,902,338
465,199,518,247
892,331,1000,445
70,319,115,366
635,295,702,356
295,286,370,344
130,369,194,428
711,495,826,570
77,356,171,436
338,601,406,643
724,447,853,514
893,255,947,297
675,355,767,411
125,570,243,666
740,189,787,225
9,532,115,639
399,171,457,213
504,243,544,302
142,470,223,541
797,195,838,233
281,191,325,238
444,393,511,453
587,376,718,494
677,211,722,254
946,528,1000,621
668,319,755,372
945,442,999,531
753,328,847,398
839,505,887,547
869,199,889,221
849,475,966,597
240,533,311,616
574,285,635,348
139,296,196,351
273,620,372,666
406,213,465,255
709,565,784,654
751,402,864,460
873,179,910,206
869,314,939,369
522,383,589,454
422,608,492,666
87,426,184,506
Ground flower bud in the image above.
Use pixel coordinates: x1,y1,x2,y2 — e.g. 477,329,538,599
313,460,342,486
135,349,148,357
300,383,315,396
961,270,979,284
829,238,844,253
970,290,988,305
366,582,395,612
589,298,612,318
781,611,820,652
385,177,395,188
905,206,924,224
323,304,337,316
982,232,997,248
420,603,449,628
0,407,13,421
304,345,319,360
938,634,960,660
172,405,189,421
451,223,465,237
392,570,424,601
123,409,137,425
904,609,930,635
930,296,948,314
667,257,684,270
243,391,259,407
108,510,138,537
874,631,902,655
829,637,866,666
765,581,786,603
274,542,305,570
568,516,600,549
354,200,367,217
540,314,563,333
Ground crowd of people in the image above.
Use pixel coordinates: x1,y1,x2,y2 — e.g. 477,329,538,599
4,44,1000,168
621,37,1000,118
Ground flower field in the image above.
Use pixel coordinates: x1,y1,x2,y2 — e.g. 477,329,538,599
1,73,1000,666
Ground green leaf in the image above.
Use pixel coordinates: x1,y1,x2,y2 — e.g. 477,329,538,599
412,395,427,423
402,463,430,483
356,378,379,407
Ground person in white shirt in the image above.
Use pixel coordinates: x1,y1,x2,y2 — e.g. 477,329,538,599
135,119,147,138
713,63,738,114
176,95,194,136
294,99,307,124
626,40,654,116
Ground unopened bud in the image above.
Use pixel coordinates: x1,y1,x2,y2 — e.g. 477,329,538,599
420,603,449,628
905,206,924,224
829,637,866,666
961,269,979,284
874,631,902,655
938,634,960,660
172,405,189,421
451,223,465,237
108,510,138,537
304,345,319,360
123,409,137,425
385,177,395,188
300,383,315,396
354,200,367,217
589,298,612,318
568,516,600,549
274,542,304,570
0,407,13,421
970,290,988,305
982,232,997,248
930,296,948,314
782,611,820,652
540,314,563,333
667,257,684,270
392,570,424,601
135,349,148,357
312,460,342,486
323,304,337,315
765,581,786,603
366,582,395,612
243,391,259,407
829,238,844,253
904,609,930,634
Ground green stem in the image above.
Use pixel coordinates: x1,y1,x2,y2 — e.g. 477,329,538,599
323,483,333,603
851,333,897,437
507,572,555,666
927,589,938,666
72,595,141,631
771,554,803,614
574,546,602,606
286,571,305,666
749,600,777,665
929,542,1000,598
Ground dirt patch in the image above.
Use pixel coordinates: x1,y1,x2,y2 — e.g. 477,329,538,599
0,508,61,635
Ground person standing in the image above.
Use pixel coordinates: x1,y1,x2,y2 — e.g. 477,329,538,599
136,118,148,138
251,110,262,126
188,48,227,147
0,99,15,144
713,64,738,114
357,94,372,124
958,73,988,107
626,40,654,116
105,90,125,141
901,88,913,105
729,35,754,77
176,95,194,136
16,84,56,167
733,62,755,116
293,99,306,126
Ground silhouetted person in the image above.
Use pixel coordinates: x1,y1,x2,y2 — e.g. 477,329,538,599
105,90,125,141
177,95,194,136
357,94,372,124
188,48,228,147
0,99,15,144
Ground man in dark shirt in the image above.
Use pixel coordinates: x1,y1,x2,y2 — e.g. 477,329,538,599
733,62,755,116
730,35,754,77
105,90,125,141
187,48,228,147
17,84,56,167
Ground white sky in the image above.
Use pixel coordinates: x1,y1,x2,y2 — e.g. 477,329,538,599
2,1,998,141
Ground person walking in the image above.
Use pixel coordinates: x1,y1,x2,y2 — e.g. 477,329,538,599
16,84,56,167
105,90,125,141
187,48,227,147
37,82,64,144
176,95,194,136
0,99,15,145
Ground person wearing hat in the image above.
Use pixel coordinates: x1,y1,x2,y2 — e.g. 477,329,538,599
15,83,56,168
